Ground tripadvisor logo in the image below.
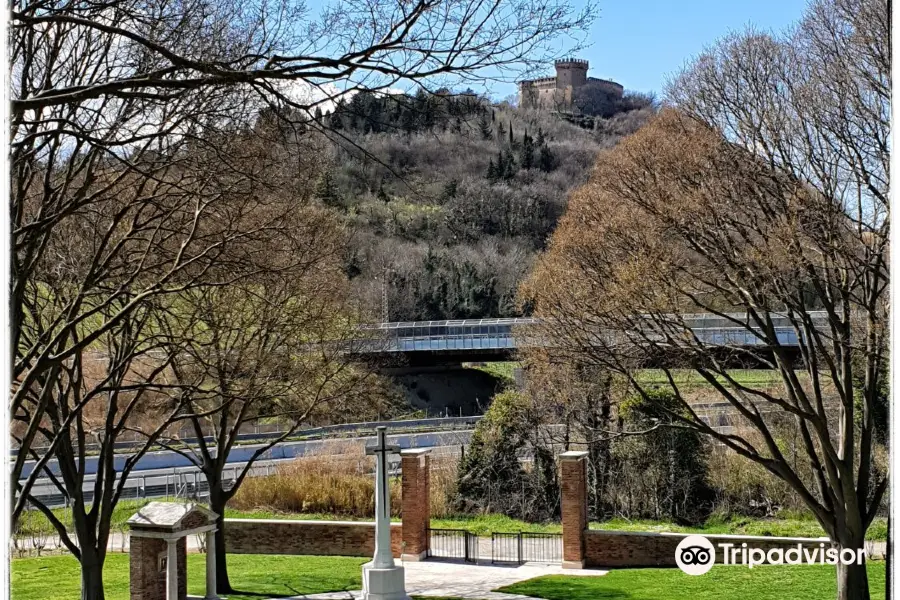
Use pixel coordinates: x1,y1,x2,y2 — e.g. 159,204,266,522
675,534,868,575
675,535,715,575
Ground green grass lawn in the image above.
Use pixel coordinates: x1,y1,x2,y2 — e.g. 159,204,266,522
17,501,887,543
434,513,888,541
467,361,519,383
14,499,407,540
634,369,786,388
498,563,886,600
12,552,886,600
14,500,150,537
226,510,887,541
14,500,396,537
431,513,563,536
11,553,367,600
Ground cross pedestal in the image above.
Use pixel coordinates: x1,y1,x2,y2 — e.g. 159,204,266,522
362,426,411,600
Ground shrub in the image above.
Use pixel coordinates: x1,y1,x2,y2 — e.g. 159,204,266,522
602,389,715,524
230,445,462,520
454,389,559,521
705,444,803,518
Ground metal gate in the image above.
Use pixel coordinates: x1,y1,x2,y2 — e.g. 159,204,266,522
427,528,478,563
491,532,562,564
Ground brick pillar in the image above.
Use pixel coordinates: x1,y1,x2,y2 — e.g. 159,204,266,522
560,451,588,569
129,535,187,600
400,448,431,561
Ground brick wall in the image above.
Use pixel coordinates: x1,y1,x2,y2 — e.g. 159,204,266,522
224,519,403,557
557,450,832,570
584,530,833,568
130,536,186,600
220,449,431,559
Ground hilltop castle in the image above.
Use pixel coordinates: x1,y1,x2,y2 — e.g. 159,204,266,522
518,58,623,113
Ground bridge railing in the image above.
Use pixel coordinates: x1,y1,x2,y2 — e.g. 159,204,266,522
351,325,807,353
656,326,801,347
393,333,516,352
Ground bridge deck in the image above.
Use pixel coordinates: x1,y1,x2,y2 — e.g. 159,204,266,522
354,313,825,354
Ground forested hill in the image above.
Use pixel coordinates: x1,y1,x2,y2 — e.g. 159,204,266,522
315,90,654,322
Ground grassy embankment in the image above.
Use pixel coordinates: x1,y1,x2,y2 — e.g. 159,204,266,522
15,498,887,542
472,362,787,389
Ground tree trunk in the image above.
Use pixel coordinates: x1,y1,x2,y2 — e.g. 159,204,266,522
886,517,891,600
208,487,233,593
80,548,105,600
836,559,870,600
585,395,612,520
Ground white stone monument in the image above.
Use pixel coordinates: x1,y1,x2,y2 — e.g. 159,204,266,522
362,426,411,600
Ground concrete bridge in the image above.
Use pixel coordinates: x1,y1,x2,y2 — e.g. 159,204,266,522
351,313,825,367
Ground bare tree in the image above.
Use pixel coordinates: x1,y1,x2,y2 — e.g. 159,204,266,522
523,2,888,597
12,0,596,115
11,124,318,599
11,1,596,597
155,201,370,592
525,107,887,599
520,355,618,517
13,297,194,600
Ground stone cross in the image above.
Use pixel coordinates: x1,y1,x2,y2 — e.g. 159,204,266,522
366,426,401,569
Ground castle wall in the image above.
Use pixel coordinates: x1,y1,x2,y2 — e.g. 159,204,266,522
519,84,577,111
518,59,618,112
587,78,624,98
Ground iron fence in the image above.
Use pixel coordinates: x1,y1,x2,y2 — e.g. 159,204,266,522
24,462,278,509
491,532,521,564
491,532,562,564
522,532,563,563
426,529,477,563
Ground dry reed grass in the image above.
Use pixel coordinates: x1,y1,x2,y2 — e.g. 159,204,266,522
231,445,462,519
428,455,458,518
231,442,401,517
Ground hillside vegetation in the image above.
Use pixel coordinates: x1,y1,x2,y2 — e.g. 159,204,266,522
316,91,654,321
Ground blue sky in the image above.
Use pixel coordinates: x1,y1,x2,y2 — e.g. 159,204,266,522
485,0,810,99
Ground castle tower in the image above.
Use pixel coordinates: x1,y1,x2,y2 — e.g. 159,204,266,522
554,58,589,90
518,58,610,112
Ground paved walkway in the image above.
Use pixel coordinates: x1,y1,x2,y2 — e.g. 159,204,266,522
268,560,608,600
12,530,205,554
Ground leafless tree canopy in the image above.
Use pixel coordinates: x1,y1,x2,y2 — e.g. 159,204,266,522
11,1,595,598
523,1,887,599
12,0,595,114
11,0,597,404
666,0,888,225
154,200,374,591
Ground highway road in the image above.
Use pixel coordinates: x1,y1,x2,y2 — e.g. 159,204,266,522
23,430,473,509
19,402,743,510
19,418,480,479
